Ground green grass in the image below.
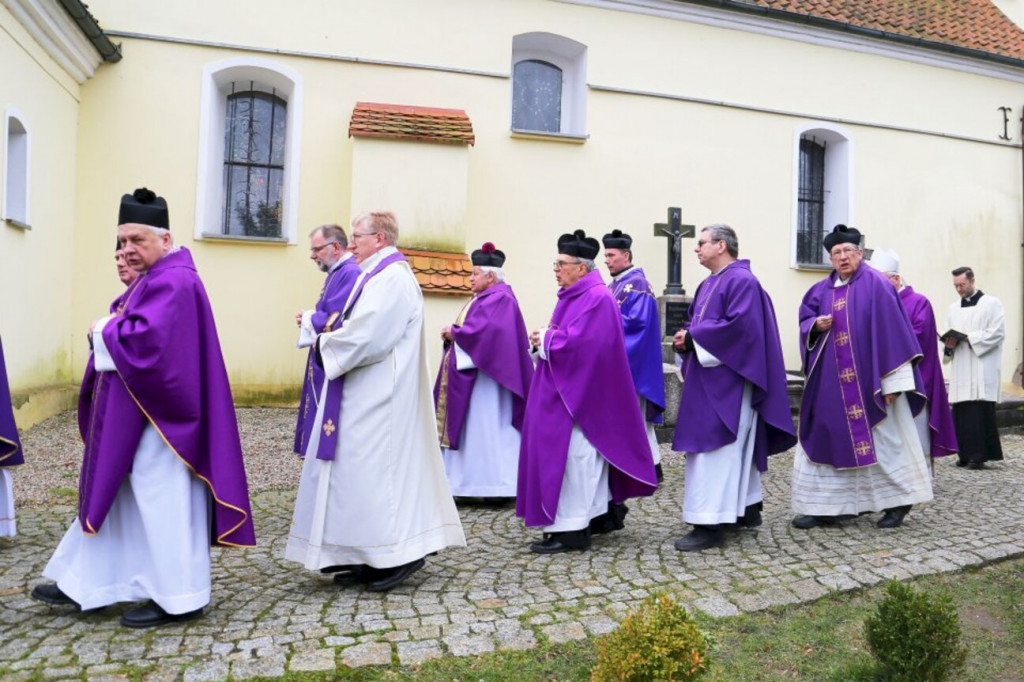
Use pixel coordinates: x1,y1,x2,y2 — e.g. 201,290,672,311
242,557,1024,681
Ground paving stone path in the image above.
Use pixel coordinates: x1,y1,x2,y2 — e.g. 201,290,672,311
2,420,1022,680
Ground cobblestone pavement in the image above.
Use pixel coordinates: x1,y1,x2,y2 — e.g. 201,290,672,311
2,412,1022,680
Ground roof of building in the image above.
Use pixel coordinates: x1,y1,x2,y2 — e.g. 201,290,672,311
400,248,473,296
349,103,476,146
58,0,121,62
682,0,1024,63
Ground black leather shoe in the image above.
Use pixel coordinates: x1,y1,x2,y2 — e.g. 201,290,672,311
320,563,359,574
120,601,203,628
529,533,589,554
791,515,841,529
366,559,426,592
967,461,987,470
877,505,912,529
955,460,968,468
334,564,386,586
654,463,664,483
673,527,725,552
30,583,77,607
740,507,763,529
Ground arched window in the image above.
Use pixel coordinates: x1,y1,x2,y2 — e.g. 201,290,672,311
511,33,587,137
3,111,29,228
792,124,854,266
223,87,287,237
195,58,303,243
512,60,562,133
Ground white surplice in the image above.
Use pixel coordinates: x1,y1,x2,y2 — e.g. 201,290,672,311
945,295,1005,403
791,362,934,515
0,469,15,537
639,396,662,466
441,344,520,497
43,322,212,614
285,246,466,570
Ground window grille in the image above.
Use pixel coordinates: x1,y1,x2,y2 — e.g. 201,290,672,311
222,84,286,237
797,137,826,264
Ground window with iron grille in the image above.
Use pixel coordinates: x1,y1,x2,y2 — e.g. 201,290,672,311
222,85,286,238
512,59,563,133
796,137,826,265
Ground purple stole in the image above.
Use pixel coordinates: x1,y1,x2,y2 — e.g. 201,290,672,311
828,284,876,465
314,251,407,460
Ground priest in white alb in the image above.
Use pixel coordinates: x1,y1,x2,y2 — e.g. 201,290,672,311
285,211,466,592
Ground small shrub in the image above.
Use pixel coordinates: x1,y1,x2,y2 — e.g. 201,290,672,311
864,580,967,682
591,593,710,682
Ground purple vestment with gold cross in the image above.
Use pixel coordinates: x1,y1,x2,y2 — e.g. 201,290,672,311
798,263,925,469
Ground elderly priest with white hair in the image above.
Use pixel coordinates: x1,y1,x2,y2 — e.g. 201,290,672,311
434,242,533,502
32,188,256,628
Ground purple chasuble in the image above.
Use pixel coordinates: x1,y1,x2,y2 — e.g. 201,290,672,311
900,286,958,457
610,267,666,423
432,281,533,449
673,260,796,470
293,257,361,455
798,264,925,469
80,248,256,547
516,270,658,528
0,337,24,467
313,251,408,461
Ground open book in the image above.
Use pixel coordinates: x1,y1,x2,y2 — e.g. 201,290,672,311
939,329,967,343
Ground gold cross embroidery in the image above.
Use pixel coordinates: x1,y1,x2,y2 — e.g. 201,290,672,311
847,404,865,421
836,332,850,346
839,368,856,383
854,441,872,456
833,298,847,311
323,419,336,437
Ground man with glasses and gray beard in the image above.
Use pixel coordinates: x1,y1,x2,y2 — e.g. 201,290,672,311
791,225,931,531
293,224,360,456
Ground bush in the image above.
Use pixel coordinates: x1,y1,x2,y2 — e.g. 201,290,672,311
863,580,967,682
591,594,710,682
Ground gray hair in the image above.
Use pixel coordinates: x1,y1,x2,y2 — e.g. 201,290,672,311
310,223,349,249
479,265,505,282
352,211,399,246
580,258,596,272
701,224,738,258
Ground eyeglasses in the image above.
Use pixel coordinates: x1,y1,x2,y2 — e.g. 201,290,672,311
351,231,379,240
830,247,860,258
553,259,583,269
310,241,338,254
696,239,720,248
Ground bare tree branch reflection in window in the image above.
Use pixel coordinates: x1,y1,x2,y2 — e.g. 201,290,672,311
223,85,286,238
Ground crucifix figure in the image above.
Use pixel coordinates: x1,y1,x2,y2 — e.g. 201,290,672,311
653,207,695,296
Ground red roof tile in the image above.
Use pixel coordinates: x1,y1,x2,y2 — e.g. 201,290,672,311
400,248,472,295
696,0,1024,61
349,102,475,146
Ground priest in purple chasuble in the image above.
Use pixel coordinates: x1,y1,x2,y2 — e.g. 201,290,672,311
433,242,533,501
602,230,667,481
671,225,797,551
285,211,465,592
791,225,932,531
868,249,958,460
293,224,361,456
0,336,24,539
518,230,658,554
33,188,256,629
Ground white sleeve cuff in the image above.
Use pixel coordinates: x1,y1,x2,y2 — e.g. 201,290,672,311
880,362,915,394
536,326,550,361
693,339,723,368
454,342,477,370
296,310,316,348
92,316,116,372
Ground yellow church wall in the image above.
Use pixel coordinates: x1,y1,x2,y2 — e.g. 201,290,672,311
0,4,85,427
53,0,1024,410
